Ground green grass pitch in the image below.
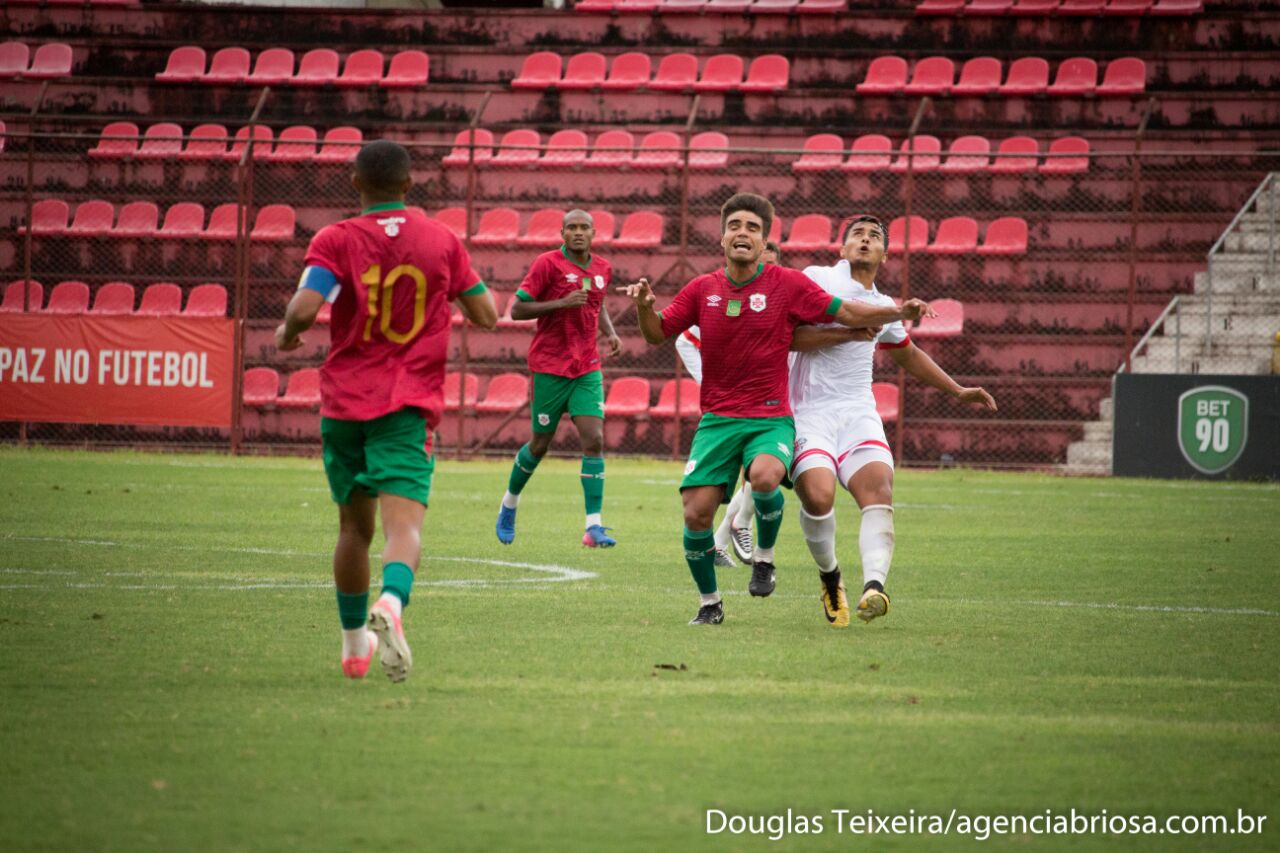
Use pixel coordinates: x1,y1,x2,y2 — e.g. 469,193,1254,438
0,447,1277,851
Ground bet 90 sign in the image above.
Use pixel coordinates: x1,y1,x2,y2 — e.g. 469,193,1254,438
1177,386,1248,474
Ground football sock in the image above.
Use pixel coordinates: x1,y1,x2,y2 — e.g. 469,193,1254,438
380,561,415,609
752,487,785,551
683,527,718,595
798,507,839,573
700,592,722,606
337,590,369,630
864,580,885,594
580,456,605,527
859,505,895,588
733,482,755,529
505,444,541,504
712,512,732,549
341,627,369,659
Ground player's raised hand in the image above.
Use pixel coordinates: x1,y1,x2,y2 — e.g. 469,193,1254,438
275,324,303,352
900,298,934,322
615,277,655,309
560,288,590,307
956,386,998,411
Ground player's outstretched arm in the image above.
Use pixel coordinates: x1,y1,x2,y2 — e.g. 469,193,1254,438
615,278,665,345
790,324,879,351
275,287,326,352
458,288,498,330
833,297,933,330
510,287,589,320
889,343,997,411
597,298,622,358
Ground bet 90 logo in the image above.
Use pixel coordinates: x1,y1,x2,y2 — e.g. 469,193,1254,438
1177,386,1248,474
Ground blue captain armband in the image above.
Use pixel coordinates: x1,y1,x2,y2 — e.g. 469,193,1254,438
298,266,340,302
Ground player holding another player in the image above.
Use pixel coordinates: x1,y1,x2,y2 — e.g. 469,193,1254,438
496,210,622,548
618,194,931,626
276,140,497,681
790,215,996,627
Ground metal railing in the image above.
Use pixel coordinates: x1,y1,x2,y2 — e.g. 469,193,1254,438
1204,171,1278,349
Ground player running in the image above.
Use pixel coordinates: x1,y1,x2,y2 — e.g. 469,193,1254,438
790,215,996,627
276,140,497,681
496,209,622,548
618,194,931,626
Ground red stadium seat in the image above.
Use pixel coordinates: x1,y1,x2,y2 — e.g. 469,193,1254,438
444,372,480,412
517,208,565,248
178,123,229,160
434,207,467,239
741,54,790,93
337,50,383,87
251,205,296,241
587,209,616,246
660,0,708,11
293,49,339,86
542,130,588,166
888,216,930,252
603,52,650,91
904,57,954,95
705,0,752,10
0,42,30,77
279,369,321,408
475,373,529,413
1048,57,1097,96
752,0,800,10
872,383,899,422
604,377,651,417
939,135,991,173
612,211,664,248
616,0,660,11
1098,57,1146,94
204,204,240,240
496,292,534,329
797,0,847,9
1150,0,1201,14
927,217,979,254
492,129,541,167
45,281,90,315
977,217,1028,255
586,130,635,169
650,53,698,91
384,50,428,88
472,208,520,246
88,122,139,159
651,379,699,418
1008,0,1059,11
1104,0,1151,13
266,126,317,162
1039,136,1090,174
913,298,964,337
842,134,893,172
22,199,69,235
91,282,135,315
576,0,620,10
952,57,1003,95
224,125,273,162
560,52,607,90
999,57,1049,95
113,202,159,237
856,56,908,95
689,131,729,169
203,47,250,84
782,214,834,252
990,136,1039,172
1058,0,1105,12
248,48,295,85
157,46,205,83
694,54,744,93
316,127,363,162
27,43,73,79
67,200,115,236
137,283,182,316
442,129,494,167
889,135,941,172
964,0,1013,13
769,217,783,244
136,122,183,160
158,203,204,239
915,0,965,12
633,131,681,168
793,134,845,173
1,281,43,313
242,367,281,406
184,284,227,317
511,52,561,90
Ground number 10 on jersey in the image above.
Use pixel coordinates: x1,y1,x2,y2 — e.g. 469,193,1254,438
361,264,428,344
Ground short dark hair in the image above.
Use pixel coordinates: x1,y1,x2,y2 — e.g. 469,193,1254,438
720,192,774,242
355,140,411,195
840,214,888,250
764,240,782,264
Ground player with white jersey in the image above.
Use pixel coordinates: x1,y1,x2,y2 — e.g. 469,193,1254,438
790,215,997,628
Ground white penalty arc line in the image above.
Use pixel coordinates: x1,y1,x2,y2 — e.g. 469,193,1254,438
1006,599,1279,618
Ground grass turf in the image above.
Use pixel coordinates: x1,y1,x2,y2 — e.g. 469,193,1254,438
0,447,1277,852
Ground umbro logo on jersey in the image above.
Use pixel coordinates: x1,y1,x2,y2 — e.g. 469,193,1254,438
749,293,767,312
566,273,580,284
706,294,722,306
377,217,406,237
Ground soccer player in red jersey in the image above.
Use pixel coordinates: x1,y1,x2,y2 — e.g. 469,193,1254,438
275,140,497,680
618,193,930,625
496,209,622,548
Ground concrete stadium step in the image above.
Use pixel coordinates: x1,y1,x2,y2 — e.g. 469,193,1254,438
1065,439,1112,471
1083,420,1113,442
1099,397,1113,422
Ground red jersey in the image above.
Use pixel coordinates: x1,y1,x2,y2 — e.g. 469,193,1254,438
658,264,841,418
515,247,612,378
304,203,482,425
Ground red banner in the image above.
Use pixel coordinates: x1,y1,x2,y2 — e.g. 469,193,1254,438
0,314,235,427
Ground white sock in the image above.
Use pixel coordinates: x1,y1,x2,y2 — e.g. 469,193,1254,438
700,592,721,606
342,627,369,658
799,507,839,573
754,545,775,564
376,591,403,618
859,504,895,588
502,491,520,509
732,482,755,528
585,512,602,529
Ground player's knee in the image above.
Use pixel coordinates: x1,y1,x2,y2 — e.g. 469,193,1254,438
339,514,375,545
749,468,784,493
682,505,715,531
800,487,834,516
580,433,604,457
527,434,552,457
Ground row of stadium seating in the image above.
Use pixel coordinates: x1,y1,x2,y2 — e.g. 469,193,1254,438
855,56,1144,97
89,123,361,163
794,135,1088,174
442,129,730,170
916,0,1200,14
156,47,429,88
1,280,227,316
0,42,73,79
19,200,296,241
576,0,848,12
511,51,788,93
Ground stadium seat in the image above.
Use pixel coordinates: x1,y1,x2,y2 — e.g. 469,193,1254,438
157,46,205,83
475,373,529,413
496,292,534,329
616,0,660,12
999,57,1049,95
793,134,844,173
912,298,964,337
904,56,954,95
442,129,494,167
1008,0,1059,10
741,54,790,93
250,205,296,241
965,0,1013,12
184,284,227,317
542,129,588,166
1,281,43,313
650,53,698,91
91,282,135,315
842,134,893,172
88,122,140,159
1104,0,1151,13
203,47,250,84
769,217,783,244
633,131,681,168
977,217,1028,255
1150,0,1201,14
872,383,899,422
752,0,800,10
0,42,29,77
1048,57,1097,96
472,208,520,246
266,125,317,162
927,217,979,254
604,377,651,417
315,127,363,162
1098,57,1146,94
989,136,1039,172
575,0,620,10
1058,0,1105,13
337,50,383,87
137,283,182,316
248,48,295,85
915,0,965,12
856,56,908,95
586,130,635,169
939,136,991,173
433,207,467,239
224,125,273,162
659,0,708,11
511,52,561,90
204,204,241,240
951,57,1002,95
27,43,73,79
1039,136,1090,174
21,199,69,235
782,214,834,252
560,52,607,90
516,208,565,248
705,0,752,11
67,200,115,236
694,54,745,93
612,211,664,248
384,50,429,88
602,52,650,90
688,131,729,169
158,203,204,238
492,129,541,167
136,122,184,160
242,367,281,406
113,202,159,237
650,378,699,417
888,216,930,252
45,281,90,315
587,209,616,246
443,372,480,412
292,49,339,86
178,123,229,160
889,135,941,172
279,368,321,408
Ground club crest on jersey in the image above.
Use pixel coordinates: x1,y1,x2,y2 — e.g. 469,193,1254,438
594,275,605,289
537,413,551,427
749,293,767,312
377,217,406,237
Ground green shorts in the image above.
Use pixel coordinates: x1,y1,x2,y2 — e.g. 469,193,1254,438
680,413,795,501
321,408,435,506
531,370,605,433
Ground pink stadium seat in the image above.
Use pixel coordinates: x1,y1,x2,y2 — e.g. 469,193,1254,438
184,284,227,317
769,217,783,244
516,208,565,248
872,383,899,422
705,0,752,10
660,0,708,11
22,199,69,235
542,129,588,166
695,54,745,93
633,131,681,168
888,216,930,252
1098,57,1146,94
203,47,250,84
266,126,318,162
1,281,43,313
927,217,979,254
27,44,73,79
472,208,520,246
604,377,651,417
316,127,363,162
560,52,607,90
651,379,699,418
0,42,30,77
612,211,664,248
650,53,699,91
178,123,229,160
337,50,383,87
224,125,273,162
842,134,893,172
279,369,321,408
889,135,941,172
1040,136,1090,174
443,372,480,412
113,202,159,237
916,0,965,12
384,50,429,88
158,203,204,239
1009,0,1059,11
67,200,115,236
248,48,295,85
1105,0,1150,12
904,57,954,94
951,57,1002,95
782,214,834,252
511,52,562,90
856,56,908,95
1058,0,1105,12
293,49,339,86
91,282,135,315
964,0,1013,13
576,0,620,10
940,135,991,173
587,209,616,246
793,134,844,172
1150,0,1201,14
442,129,494,166
752,0,800,10
475,373,529,413
603,52,651,90
157,46,205,83
912,298,964,337
137,283,182,316
251,205,296,241
1000,57,1049,95
990,136,1039,172
242,367,281,406
204,204,241,240
616,0,660,10
492,129,541,167
45,281,90,315
689,131,729,169
977,217,1028,255
741,54,790,93
796,0,845,9
136,122,184,160
88,122,139,159
586,130,635,169
1048,57,1097,96
434,207,467,239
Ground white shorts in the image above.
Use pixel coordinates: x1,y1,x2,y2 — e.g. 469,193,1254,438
791,406,894,486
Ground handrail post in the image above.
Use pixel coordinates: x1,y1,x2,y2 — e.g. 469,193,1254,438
230,87,271,455
458,92,492,460
18,82,49,446
894,97,929,468
1124,98,1155,373
671,95,701,460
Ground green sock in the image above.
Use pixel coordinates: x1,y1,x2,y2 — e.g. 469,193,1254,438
380,561,414,608
683,527,717,594
336,590,368,630
507,444,541,495
580,456,605,517
752,488,785,550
